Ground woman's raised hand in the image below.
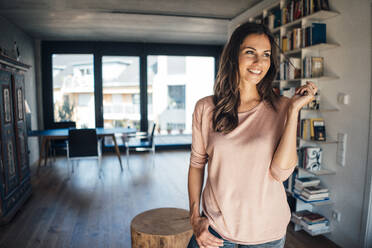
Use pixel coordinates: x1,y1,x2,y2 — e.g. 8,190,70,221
191,216,224,248
289,81,318,113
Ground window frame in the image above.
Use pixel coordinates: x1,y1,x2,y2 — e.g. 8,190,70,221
42,41,222,147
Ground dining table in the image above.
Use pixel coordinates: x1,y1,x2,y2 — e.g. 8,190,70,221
28,127,137,173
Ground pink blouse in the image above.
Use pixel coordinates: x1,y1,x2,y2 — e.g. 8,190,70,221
190,95,296,245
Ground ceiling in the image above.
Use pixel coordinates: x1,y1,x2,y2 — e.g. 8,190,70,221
0,0,262,44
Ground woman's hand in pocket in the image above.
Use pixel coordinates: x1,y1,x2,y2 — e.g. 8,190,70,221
191,216,224,248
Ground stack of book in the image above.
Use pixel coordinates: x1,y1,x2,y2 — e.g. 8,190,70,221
294,177,330,203
292,210,330,233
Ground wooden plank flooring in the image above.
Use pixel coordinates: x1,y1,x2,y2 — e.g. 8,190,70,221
0,151,341,248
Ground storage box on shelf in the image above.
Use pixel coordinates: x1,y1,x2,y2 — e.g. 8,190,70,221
249,0,340,237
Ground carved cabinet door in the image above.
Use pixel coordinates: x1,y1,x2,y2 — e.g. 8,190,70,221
0,70,19,199
12,73,29,181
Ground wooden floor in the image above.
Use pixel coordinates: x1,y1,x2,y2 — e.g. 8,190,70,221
0,151,341,248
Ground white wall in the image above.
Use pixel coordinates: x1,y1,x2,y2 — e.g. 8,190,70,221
0,15,39,165
361,2,372,247
230,0,372,247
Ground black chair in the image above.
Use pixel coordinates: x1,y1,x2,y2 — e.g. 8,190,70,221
67,128,102,173
122,123,156,167
50,121,76,160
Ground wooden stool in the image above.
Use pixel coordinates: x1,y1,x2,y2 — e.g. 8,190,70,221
131,208,193,248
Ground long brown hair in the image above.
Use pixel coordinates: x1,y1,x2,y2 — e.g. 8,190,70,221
212,22,280,134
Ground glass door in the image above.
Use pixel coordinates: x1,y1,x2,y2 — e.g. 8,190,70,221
52,54,95,128
102,56,140,145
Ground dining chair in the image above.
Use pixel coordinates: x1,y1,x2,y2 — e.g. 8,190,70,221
50,121,76,161
122,123,156,167
67,128,102,173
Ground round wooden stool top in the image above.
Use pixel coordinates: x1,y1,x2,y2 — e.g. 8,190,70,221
131,208,193,248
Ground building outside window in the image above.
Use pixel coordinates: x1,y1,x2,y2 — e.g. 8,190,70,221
147,55,214,135
52,54,95,128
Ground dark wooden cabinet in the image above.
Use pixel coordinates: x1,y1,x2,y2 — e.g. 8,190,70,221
0,55,31,224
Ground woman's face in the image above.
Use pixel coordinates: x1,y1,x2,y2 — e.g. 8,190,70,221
238,33,271,86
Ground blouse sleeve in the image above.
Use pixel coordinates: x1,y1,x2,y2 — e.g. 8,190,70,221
189,99,209,169
270,96,296,182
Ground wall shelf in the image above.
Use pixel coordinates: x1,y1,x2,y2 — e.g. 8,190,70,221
284,43,340,55
293,193,333,206
272,10,340,33
297,166,336,176
255,0,340,238
298,137,338,144
301,108,339,112
273,75,339,83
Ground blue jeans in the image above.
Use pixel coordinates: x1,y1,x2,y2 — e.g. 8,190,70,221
187,226,286,248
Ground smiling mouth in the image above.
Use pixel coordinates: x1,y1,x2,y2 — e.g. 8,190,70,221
248,69,262,75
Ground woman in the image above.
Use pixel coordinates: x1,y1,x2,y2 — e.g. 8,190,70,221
187,22,318,248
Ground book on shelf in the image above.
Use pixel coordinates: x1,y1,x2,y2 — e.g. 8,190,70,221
289,57,302,79
284,0,304,23
309,22,327,46
281,36,289,53
301,191,329,200
279,58,301,80
303,185,329,194
281,7,288,26
281,87,296,98
303,212,326,222
281,22,326,52
298,118,326,141
284,167,298,193
293,187,302,195
299,119,311,140
268,13,275,30
274,33,281,53
292,209,313,219
294,184,330,200
297,194,330,203
310,118,326,141
272,7,282,28
271,0,331,29
294,183,308,191
303,56,324,78
302,219,329,230
305,90,321,110
299,146,323,171
311,57,324,77
295,177,321,187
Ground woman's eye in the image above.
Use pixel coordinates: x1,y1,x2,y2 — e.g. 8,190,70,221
245,50,254,54
264,53,271,57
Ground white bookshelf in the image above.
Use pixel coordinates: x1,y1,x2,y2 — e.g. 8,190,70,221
251,0,341,236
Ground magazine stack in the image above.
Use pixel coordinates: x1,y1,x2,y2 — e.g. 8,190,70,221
294,177,330,203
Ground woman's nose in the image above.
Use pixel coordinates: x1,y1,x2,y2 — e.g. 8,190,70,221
252,55,263,65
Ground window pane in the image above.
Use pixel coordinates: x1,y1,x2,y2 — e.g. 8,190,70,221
52,54,95,128
147,56,214,136
102,56,140,146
